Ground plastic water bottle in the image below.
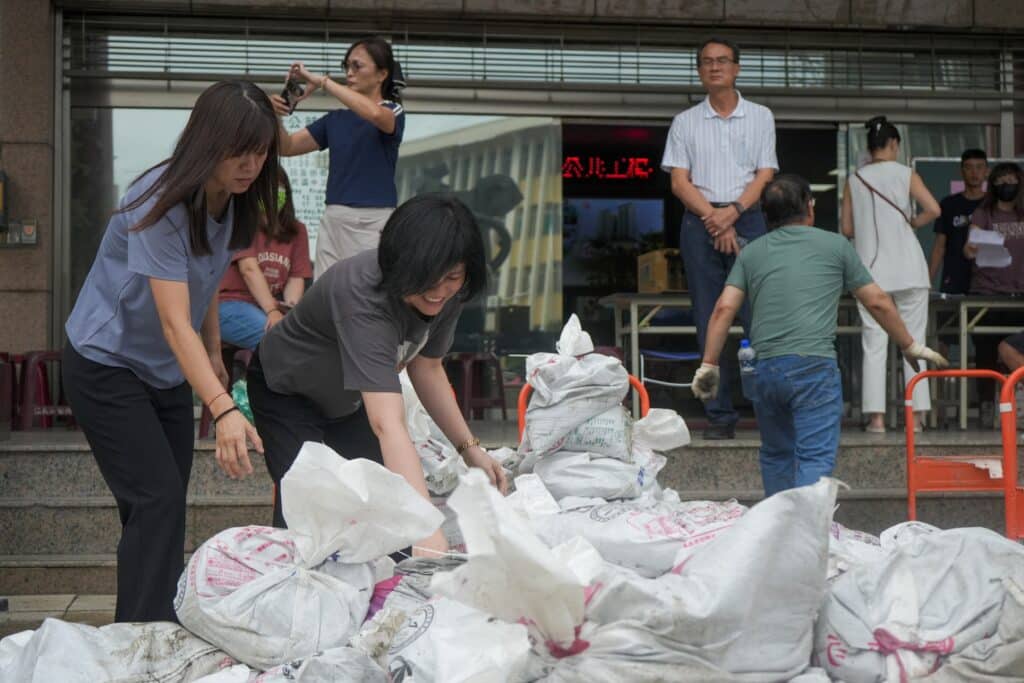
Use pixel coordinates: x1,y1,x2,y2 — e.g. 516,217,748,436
738,339,757,399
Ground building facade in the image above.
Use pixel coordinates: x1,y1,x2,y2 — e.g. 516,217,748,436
1,0,1022,351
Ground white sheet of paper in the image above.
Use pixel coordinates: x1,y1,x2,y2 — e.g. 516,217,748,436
969,228,1012,268
968,228,1005,246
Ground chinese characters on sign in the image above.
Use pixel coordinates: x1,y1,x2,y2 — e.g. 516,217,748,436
562,155,655,181
279,112,330,254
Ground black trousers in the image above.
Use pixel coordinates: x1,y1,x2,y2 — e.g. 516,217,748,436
62,344,193,623
247,350,384,528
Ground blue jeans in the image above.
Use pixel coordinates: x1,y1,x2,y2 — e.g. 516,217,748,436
679,209,767,426
747,355,843,497
219,301,266,350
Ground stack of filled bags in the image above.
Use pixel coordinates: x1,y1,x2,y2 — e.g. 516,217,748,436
517,315,663,501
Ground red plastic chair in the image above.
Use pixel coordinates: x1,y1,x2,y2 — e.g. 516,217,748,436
905,369,1008,528
518,375,650,441
199,347,254,439
19,351,75,430
998,367,1024,541
444,352,507,421
0,353,23,429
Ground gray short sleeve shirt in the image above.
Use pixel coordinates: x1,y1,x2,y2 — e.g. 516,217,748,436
258,249,462,419
65,165,236,388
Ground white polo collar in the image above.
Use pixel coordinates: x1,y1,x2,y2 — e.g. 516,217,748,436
702,90,746,120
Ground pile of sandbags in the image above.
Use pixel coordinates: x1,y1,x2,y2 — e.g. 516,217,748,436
8,312,1024,683
527,484,746,578
815,526,1024,681
518,315,690,501
0,620,232,683
175,442,442,671
406,470,841,682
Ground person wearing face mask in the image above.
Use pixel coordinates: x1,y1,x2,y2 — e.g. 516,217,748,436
218,167,312,350
61,81,275,622
271,36,405,277
247,194,508,559
964,163,1024,381
841,116,942,434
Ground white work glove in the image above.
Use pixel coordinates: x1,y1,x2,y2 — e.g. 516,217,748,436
691,363,720,401
902,341,949,369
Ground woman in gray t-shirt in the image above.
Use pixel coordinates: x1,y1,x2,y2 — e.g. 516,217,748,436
248,195,508,557
62,81,279,623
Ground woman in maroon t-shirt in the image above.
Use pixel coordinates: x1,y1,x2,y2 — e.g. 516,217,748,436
218,168,313,349
964,162,1024,375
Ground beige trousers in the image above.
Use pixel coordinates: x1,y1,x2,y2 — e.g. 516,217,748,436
857,286,931,414
314,204,393,279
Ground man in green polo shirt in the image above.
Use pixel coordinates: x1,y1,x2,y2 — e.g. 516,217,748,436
690,174,948,496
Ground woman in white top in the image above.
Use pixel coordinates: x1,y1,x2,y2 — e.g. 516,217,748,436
841,116,941,433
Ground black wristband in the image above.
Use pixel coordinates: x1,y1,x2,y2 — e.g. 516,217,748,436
213,405,240,425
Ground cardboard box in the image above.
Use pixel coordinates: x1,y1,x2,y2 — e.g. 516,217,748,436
637,249,684,293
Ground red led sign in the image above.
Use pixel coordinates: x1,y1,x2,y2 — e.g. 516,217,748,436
562,155,655,181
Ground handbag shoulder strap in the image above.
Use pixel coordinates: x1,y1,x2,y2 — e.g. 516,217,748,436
854,169,913,226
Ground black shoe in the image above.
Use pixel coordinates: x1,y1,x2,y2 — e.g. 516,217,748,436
703,423,735,440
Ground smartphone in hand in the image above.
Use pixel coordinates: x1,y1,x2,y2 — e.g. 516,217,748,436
280,78,305,115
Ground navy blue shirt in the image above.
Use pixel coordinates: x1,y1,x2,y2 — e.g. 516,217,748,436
934,193,983,294
306,101,405,208
66,165,236,388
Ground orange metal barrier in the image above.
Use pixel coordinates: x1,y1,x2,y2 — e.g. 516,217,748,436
998,367,1024,541
905,369,1014,536
517,375,650,442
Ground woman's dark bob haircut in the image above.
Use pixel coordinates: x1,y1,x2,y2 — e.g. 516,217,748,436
378,194,487,303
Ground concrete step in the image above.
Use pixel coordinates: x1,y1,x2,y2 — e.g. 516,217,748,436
1,426,1017,595
0,555,118,596
0,491,1003,598
0,423,521,500
662,430,1018,492
679,488,1007,536
0,594,116,639
0,437,274,499
2,430,1014,499
0,497,271,555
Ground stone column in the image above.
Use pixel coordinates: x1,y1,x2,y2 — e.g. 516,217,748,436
0,0,55,352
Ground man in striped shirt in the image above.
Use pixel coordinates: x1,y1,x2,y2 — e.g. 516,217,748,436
661,37,778,440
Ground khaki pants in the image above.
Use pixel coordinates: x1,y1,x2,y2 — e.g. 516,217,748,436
314,204,393,278
857,286,931,414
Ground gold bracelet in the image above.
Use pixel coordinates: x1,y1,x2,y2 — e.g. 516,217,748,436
456,437,480,455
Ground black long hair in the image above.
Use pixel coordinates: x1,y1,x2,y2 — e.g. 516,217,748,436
377,194,487,303
344,36,405,104
122,80,279,255
980,162,1024,217
865,115,900,153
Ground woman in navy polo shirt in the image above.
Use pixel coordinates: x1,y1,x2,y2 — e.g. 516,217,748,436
271,36,405,276
62,80,278,623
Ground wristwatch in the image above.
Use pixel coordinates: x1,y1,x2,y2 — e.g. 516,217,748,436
729,201,745,215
